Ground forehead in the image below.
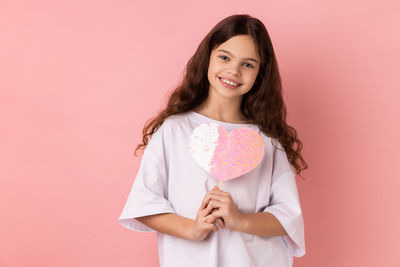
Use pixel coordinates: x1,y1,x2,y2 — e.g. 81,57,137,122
214,35,260,60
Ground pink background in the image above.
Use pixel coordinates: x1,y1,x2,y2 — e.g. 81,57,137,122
1,1,399,266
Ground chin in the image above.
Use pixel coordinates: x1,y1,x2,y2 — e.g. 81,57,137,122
216,89,245,99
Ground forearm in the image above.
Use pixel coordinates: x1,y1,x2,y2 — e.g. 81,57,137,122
135,213,193,240
238,212,287,237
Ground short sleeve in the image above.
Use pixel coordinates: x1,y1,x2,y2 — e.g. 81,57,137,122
118,148,176,232
263,141,306,257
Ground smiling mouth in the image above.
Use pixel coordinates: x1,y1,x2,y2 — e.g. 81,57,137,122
218,77,242,87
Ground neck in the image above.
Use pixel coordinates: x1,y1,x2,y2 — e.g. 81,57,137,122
194,94,248,124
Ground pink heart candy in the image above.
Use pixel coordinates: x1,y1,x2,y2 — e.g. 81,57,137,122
189,122,265,182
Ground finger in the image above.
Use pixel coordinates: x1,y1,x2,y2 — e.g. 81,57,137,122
200,189,219,210
202,200,222,218
210,217,223,228
212,224,218,231
209,189,231,198
207,193,227,203
200,195,215,211
204,222,218,231
200,192,213,210
200,202,214,217
216,218,225,228
200,186,231,211
199,196,208,210
205,210,224,224
211,224,219,231
207,199,224,210
205,213,219,224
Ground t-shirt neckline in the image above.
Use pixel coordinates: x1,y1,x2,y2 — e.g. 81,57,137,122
188,111,254,127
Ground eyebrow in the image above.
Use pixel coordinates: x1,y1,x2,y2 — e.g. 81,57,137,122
216,49,259,64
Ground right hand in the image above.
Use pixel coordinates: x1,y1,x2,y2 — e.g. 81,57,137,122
188,186,225,242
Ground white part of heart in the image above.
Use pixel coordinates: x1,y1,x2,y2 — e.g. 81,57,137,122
189,122,219,172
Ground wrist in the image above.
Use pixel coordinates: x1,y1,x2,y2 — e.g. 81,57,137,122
184,219,196,241
236,212,249,232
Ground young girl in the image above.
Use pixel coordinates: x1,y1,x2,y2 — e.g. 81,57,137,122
119,14,308,267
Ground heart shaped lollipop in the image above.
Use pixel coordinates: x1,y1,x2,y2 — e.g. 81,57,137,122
189,122,265,188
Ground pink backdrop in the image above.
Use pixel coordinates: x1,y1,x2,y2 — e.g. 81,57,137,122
1,1,399,266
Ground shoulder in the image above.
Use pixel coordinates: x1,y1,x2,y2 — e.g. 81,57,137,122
161,112,189,128
269,138,296,176
145,113,189,149
256,130,281,151
256,131,295,174
152,112,190,137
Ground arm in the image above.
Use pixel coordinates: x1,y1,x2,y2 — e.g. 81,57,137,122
136,213,193,240
136,188,227,241
205,187,288,237
135,193,222,242
238,211,287,237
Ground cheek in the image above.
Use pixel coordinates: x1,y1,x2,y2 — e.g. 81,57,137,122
248,71,259,83
209,63,221,74
207,60,215,74
207,67,214,82
208,64,222,81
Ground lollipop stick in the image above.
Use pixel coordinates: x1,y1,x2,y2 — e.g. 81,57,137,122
218,180,223,190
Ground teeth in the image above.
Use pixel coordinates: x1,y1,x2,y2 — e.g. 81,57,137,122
222,78,239,86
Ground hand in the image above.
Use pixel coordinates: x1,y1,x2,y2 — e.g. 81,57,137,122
204,186,244,232
187,187,226,242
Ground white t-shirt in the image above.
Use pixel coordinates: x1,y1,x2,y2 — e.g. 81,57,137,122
118,111,305,267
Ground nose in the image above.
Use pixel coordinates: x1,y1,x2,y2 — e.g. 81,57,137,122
227,62,240,76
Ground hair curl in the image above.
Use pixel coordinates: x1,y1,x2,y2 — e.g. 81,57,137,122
134,14,308,178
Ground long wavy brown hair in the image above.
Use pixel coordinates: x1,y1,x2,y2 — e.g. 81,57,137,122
134,14,308,178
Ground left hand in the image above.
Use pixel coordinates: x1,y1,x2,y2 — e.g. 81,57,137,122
204,185,245,232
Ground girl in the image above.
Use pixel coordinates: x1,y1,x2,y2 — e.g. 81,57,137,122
119,14,308,267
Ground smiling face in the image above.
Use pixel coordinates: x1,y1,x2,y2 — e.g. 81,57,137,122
207,34,261,101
